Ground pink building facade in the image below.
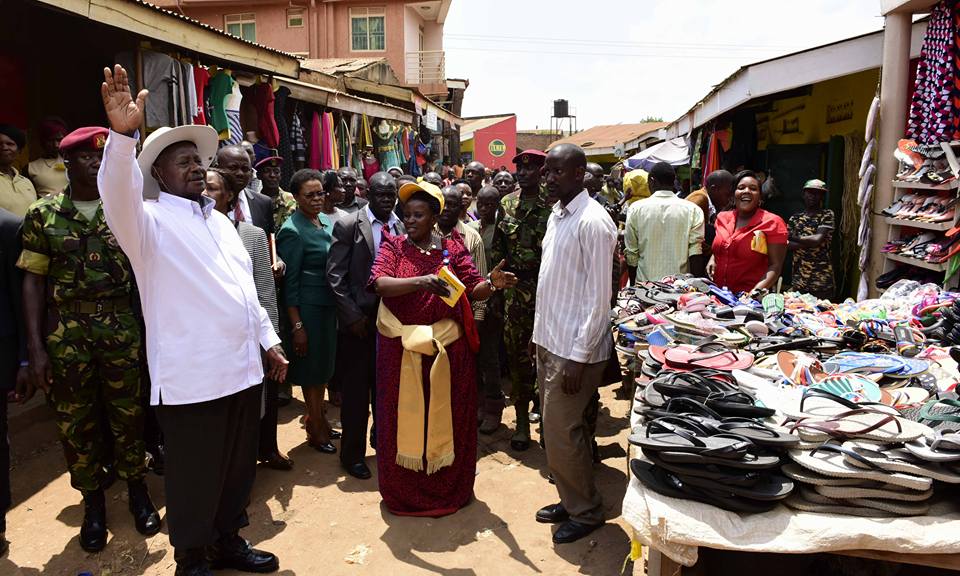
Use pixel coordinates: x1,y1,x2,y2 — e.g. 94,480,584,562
153,0,450,95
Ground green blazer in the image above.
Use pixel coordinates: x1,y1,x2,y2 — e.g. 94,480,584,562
277,210,335,307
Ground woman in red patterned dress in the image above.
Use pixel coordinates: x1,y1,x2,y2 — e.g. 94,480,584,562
369,182,515,516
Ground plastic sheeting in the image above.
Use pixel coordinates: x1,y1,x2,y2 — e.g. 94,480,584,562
625,137,690,171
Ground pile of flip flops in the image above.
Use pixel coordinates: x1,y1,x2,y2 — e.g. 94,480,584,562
629,367,797,513
619,275,960,517
780,387,960,517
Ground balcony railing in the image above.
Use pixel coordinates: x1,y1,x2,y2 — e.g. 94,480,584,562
405,50,445,86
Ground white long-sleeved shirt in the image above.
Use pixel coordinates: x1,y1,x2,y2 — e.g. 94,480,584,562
98,131,281,406
533,190,617,364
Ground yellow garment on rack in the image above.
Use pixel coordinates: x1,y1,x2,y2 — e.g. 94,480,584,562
326,112,340,170
361,114,373,149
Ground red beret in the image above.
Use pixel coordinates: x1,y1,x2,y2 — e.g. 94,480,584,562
511,149,547,165
255,155,283,169
60,127,108,154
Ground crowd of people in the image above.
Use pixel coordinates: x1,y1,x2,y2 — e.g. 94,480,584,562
0,63,840,575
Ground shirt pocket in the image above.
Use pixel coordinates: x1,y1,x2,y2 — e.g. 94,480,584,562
47,230,80,286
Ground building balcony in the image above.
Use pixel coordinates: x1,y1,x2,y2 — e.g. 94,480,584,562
405,50,446,95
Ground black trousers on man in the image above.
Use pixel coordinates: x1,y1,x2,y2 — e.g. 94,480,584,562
156,384,261,550
338,318,377,467
0,391,9,535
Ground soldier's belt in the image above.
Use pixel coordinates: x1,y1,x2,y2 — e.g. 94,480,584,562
61,297,131,314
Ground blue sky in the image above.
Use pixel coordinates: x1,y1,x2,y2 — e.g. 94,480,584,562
443,0,885,129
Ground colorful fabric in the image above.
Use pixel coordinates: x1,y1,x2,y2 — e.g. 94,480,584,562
290,109,307,165
907,0,958,143
368,233,482,516
253,82,280,148
207,70,233,140
712,209,788,293
193,66,209,125
309,111,322,170
788,209,836,298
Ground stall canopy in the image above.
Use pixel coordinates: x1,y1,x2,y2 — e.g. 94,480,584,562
625,137,690,170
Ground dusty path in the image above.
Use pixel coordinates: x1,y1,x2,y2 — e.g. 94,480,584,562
2,384,634,576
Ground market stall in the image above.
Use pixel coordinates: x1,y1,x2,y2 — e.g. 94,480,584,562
614,277,960,574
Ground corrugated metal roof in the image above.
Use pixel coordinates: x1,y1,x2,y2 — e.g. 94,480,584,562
461,115,515,138
132,0,302,60
302,58,389,75
547,122,667,150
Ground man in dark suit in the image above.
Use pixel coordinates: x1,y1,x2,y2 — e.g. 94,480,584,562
327,172,403,480
0,206,27,556
215,145,273,235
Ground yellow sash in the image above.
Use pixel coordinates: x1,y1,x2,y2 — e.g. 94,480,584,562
376,301,461,474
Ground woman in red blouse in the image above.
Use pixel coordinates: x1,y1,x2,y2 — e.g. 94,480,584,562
707,170,788,293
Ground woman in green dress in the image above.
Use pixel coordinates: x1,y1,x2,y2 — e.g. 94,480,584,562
277,169,339,454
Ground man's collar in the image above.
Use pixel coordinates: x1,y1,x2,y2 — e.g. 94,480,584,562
652,189,676,198
366,205,398,226
160,191,216,219
553,189,589,218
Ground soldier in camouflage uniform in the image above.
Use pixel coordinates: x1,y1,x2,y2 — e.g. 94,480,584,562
491,149,551,451
17,127,159,553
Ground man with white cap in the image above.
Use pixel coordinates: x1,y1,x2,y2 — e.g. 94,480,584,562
97,64,288,576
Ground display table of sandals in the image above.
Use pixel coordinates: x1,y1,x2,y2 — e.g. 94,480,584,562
613,277,960,569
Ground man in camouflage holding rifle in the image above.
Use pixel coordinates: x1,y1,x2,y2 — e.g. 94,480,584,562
491,149,551,451
17,127,160,553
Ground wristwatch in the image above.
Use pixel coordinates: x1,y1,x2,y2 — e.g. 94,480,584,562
485,273,497,292
293,321,304,332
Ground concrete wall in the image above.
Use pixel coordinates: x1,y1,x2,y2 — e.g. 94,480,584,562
328,1,408,82
160,3,311,55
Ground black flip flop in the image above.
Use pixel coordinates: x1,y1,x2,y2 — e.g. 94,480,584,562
630,460,777,514
629,418,749,460
644,451,762,488
652,449,781,470
678,471,794,501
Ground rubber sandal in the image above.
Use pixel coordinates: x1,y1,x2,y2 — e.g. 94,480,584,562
664,343,755,371
779,387,899,420
788,444,932,491
840,440,960,483
643,451,762,488
813,483,932,502
777,350,827,385
677,470,794,501
704,391,776,418
629,417,750,459
630,459,778,514
653,448,781,470
784,489,901,518
790,409,927,443
904,431,960,462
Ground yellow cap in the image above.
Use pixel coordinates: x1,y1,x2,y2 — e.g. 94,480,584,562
398,181,445,212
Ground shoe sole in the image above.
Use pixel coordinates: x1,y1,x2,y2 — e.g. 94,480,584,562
552,523,604,544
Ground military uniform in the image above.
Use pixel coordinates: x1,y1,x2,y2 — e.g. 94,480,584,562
17,189,144,492
271,189,297,232
491,187,551,444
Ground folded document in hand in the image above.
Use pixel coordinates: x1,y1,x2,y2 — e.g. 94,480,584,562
437,265,465,308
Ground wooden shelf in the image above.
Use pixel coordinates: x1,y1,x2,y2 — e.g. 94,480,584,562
891,179,960,190
882,216,955,231
884,252,948,272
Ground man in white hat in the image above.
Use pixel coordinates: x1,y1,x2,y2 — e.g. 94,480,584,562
97,64,288,576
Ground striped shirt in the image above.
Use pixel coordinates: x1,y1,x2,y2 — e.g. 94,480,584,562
623,189,705,282
237,221,279,333
533,190,617,364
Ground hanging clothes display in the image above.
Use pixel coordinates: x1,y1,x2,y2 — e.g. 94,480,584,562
309,111,322,170
254,81,280,148
374,120,402,169
339,115,352,169
702,130,721,183
291,105,307,167
907,0,958,144
193,66,210,125
208,70,234,141
139,50,181,129
362,150,380,180
224,80,243,146
274,86,294,186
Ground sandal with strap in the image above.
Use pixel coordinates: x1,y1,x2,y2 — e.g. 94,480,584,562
629,417,750,459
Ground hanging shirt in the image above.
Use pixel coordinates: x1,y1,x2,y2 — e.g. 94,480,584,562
193,66,209,125
98,131,280,405
208,71,234,139
253,82,280,148
142,50,180,129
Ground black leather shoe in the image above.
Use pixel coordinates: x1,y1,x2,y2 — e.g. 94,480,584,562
209,534,279,573
344,461,372,479
128,480,162,536
79,490,108,552
552,520,604,544
329,429,342,440
309,440,337,454
535,503,569,524
175,548,212,576
553,520,603,544
258,451,294,471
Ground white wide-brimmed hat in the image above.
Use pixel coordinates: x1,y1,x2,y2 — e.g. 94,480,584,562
137,125,218,200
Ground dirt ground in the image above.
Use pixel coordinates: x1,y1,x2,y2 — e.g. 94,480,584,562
1,383,635,576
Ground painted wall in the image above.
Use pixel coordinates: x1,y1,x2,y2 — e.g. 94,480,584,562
755,68,880,148
164,4,311,56
473,116,517,171
329,2,408,83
